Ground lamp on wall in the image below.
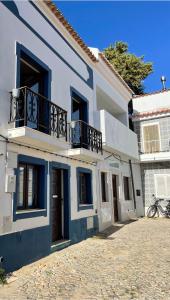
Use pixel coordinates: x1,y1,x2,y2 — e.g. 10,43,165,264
12,88,20,98
70,121,76,129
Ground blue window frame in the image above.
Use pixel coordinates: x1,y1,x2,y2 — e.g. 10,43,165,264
13,155,48,220
77,167,93,211
71,87,89,123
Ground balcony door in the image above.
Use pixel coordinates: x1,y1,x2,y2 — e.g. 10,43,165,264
18,48,50,133
71,91,88,148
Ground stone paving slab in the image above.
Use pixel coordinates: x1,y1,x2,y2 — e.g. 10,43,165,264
0,218,170,300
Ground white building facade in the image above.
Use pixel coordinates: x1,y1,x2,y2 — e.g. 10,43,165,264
133,89,170,214
0,0,142,272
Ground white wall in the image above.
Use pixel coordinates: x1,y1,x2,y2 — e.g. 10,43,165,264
133,90,170,114
94,71,129,116
96,155,142,231
132,163,144,217
95,110,139,160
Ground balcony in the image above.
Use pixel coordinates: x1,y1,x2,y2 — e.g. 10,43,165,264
95,110,139,160
139,139,170,162
8,87,69,151
65,120,103,162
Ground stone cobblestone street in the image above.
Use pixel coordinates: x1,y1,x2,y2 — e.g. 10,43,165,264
0,218,170,300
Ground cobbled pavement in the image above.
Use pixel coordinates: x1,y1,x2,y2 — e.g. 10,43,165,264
0,218,170,300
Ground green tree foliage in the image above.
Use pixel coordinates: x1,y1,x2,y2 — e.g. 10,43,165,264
103,41,153,94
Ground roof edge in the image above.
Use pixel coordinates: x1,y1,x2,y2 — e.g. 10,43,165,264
133,107,170,119
99,53,134,95
43,0,97,63
133,88,170,99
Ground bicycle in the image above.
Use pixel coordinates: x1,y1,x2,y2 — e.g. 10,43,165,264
147,195,170,218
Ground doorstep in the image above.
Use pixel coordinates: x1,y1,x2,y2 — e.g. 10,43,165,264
51,239,71,253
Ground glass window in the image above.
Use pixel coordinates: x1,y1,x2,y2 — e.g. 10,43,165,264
17,163,39,210
18,165,24,208
77,169,92,206
80,173,87,205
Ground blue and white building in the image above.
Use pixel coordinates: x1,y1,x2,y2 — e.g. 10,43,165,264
0,0,143,272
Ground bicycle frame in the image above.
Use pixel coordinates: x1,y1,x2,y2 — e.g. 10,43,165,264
148,195,170,218
157,204,167,216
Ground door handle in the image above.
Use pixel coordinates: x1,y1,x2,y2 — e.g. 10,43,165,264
52,195,58,198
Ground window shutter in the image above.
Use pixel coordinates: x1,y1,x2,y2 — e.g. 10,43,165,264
143,124,160,153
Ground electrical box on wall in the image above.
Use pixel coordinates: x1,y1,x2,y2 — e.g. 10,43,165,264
5,175,16,193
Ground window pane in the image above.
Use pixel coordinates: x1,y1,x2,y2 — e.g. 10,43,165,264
17,166,25,208
72,98,81,120
27,166,34,207
80,173,87,204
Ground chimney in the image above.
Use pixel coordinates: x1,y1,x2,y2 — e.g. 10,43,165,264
161,75,166,90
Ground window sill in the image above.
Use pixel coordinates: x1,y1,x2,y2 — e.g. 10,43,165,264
16,209,46,214
101,201,110,206
124,199,132,201
14,208,47,220
78,204,93,211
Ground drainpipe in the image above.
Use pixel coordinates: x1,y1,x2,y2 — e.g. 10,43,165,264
129,160,136,210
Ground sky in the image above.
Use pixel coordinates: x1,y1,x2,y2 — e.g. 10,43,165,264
55,1,170,93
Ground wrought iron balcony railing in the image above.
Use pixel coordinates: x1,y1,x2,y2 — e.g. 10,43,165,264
9,87,67,140
69,120,103,154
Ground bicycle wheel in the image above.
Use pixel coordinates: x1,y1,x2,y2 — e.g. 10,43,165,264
165,210,170,218
147,205,157,218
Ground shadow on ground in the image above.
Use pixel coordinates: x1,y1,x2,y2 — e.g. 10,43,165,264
94,219,139,240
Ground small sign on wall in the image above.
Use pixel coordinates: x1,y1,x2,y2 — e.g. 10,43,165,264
136,189,141,196
109,162,119,169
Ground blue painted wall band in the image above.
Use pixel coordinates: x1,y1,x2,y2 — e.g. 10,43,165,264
0,225,51,273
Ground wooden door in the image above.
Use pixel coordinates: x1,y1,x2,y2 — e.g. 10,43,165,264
112,175,119,222
51,169,63,243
